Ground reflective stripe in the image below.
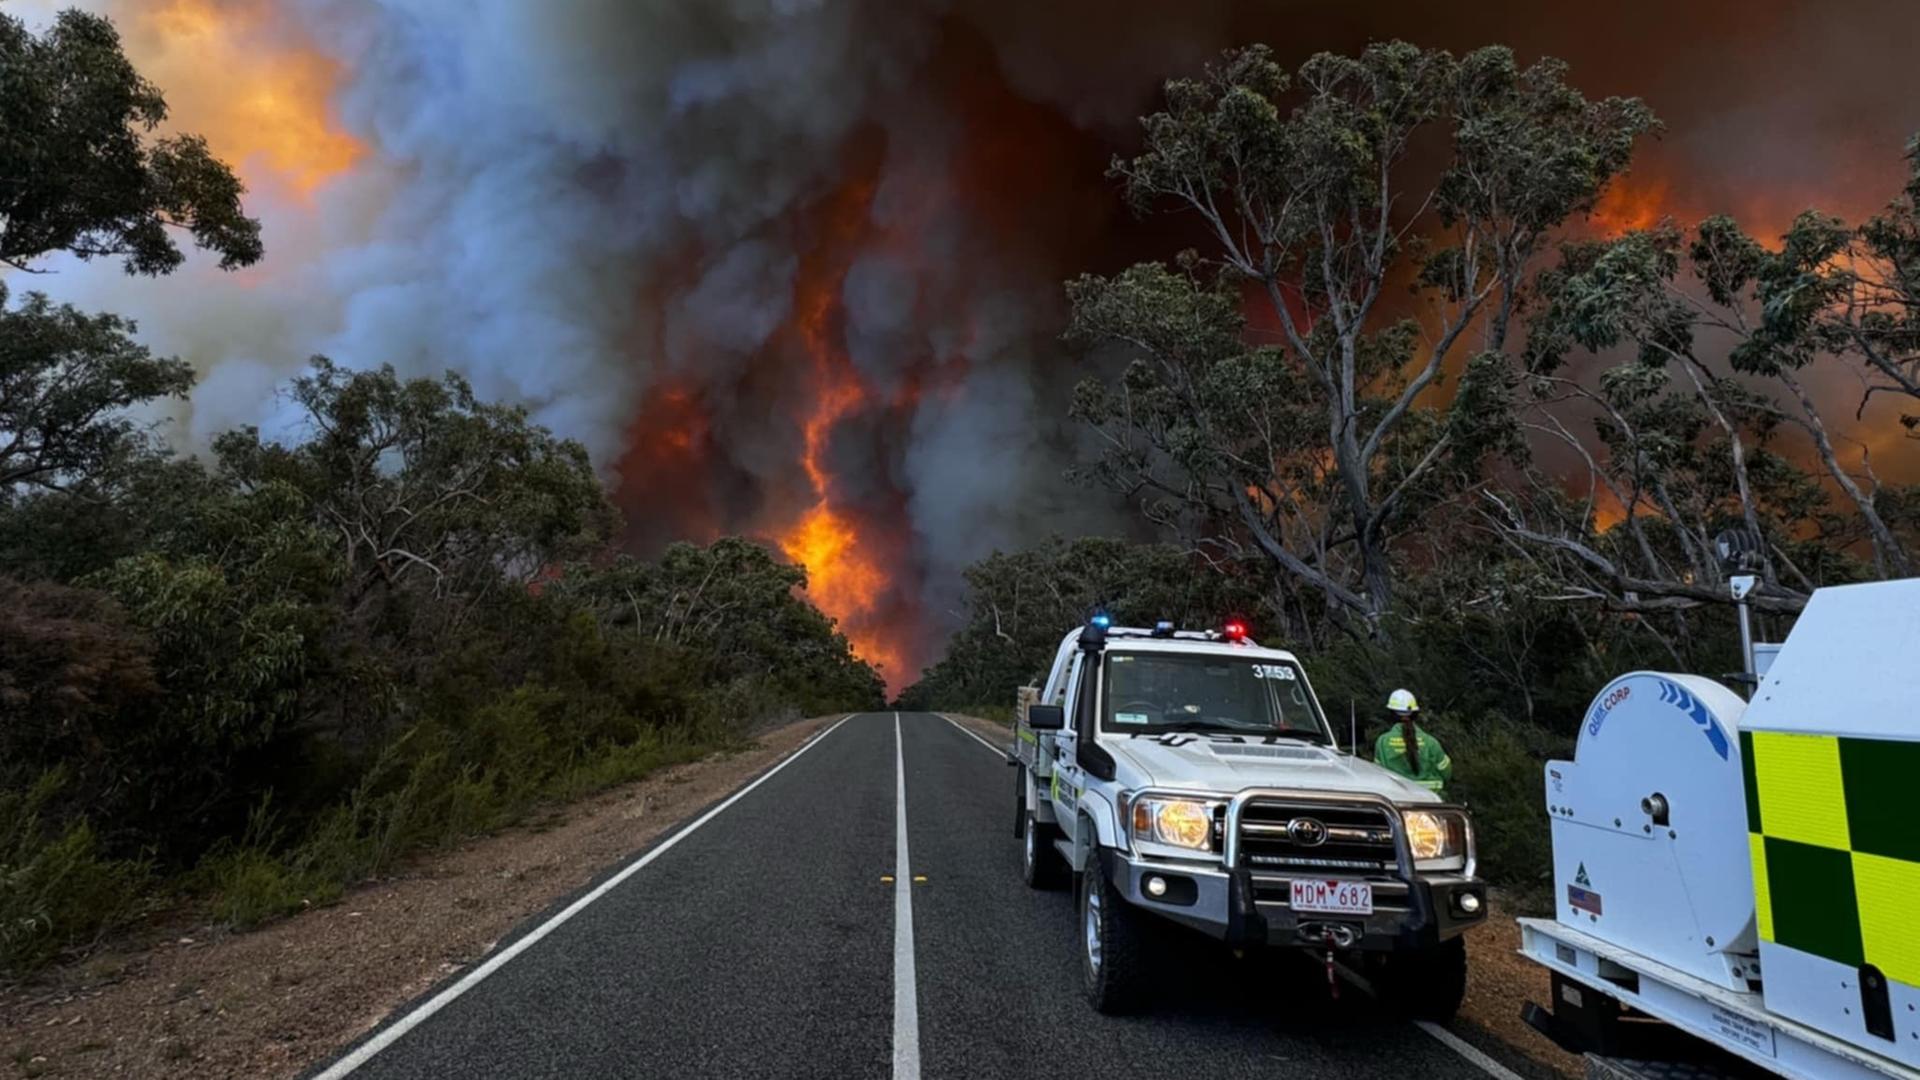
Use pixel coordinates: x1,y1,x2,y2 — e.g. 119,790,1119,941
1855,852,1920,986
1747,731,1920,988
1752,731,1849,850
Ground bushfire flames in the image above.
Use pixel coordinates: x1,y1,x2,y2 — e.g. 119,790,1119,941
775,176,911,687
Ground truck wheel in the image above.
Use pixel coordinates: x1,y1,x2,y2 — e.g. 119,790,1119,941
1080,857,1154,1014
1022,813,1065,890
1373,936,1468,1021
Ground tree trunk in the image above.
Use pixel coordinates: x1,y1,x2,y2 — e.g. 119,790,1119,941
1675,358,1776,583
1778,368,1913,577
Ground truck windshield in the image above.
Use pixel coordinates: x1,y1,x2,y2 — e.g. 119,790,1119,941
1101,652,1329,740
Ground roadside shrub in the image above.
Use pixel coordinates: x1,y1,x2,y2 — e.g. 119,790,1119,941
194,795,334,927
199,847,333,928
194,679,739,930
691,675,795,733
0,775,148,975
551,727,719,802
963,703,1015,726
1423,711,1569,908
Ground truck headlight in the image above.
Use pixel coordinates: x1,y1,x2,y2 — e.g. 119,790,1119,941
1132,798,1214,851
1402,809,1471,871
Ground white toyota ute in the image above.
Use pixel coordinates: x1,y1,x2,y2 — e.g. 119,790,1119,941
1008,618,1487,1016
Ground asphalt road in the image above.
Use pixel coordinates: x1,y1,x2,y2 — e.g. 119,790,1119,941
309,713,1541,1080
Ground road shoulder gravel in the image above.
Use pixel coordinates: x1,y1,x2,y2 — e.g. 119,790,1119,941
0,715,843,1080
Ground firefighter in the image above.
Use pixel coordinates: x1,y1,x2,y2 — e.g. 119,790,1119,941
1374,688,1452,794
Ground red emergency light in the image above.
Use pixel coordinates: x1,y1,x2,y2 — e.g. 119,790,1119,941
1222,619,1249,641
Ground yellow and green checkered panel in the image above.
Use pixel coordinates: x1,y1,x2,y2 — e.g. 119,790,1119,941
1743,730,1920,987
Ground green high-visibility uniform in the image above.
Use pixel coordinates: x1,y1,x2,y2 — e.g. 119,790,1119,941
1375,723,1452,793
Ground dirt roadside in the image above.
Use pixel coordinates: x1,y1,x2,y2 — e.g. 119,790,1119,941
941,710,1583,1080
0,714,844,1080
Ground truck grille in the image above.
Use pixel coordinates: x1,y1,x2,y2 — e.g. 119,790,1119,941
1234,799,1399,875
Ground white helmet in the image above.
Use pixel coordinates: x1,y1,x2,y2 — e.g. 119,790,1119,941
1386,688,1419,715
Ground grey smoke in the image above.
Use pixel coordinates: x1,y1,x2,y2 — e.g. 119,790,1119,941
666,239,797,377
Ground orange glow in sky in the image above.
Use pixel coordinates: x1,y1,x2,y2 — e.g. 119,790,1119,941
123,0,362,196
1589,173,1673,236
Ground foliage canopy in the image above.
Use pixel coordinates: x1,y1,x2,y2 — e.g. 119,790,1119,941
1,9,263,274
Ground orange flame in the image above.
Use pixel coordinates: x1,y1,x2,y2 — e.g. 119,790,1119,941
1589,483,1630,530
122,0,362,196
1589,173,1673,236
775,174,907,685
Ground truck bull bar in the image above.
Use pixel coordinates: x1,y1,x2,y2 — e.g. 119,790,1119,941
1221,787,1419,880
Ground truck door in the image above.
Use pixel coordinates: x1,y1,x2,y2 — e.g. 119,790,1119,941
1049,650,1087,835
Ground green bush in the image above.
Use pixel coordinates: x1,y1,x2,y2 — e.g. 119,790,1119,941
552,728,719,802
1,775,149,974
0,360,886,972
962,703,1015,726
190,681,736,931
1423,712,1569,908
198,846,333,928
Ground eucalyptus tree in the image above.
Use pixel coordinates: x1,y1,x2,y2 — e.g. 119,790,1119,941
1,8,261,274
1499,148,1920,618
0,287,194,496
1069,42,1657,634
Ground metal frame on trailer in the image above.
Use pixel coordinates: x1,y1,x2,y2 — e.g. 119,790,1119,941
1519,917,1919,1080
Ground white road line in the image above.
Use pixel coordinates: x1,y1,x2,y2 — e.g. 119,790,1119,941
314,713,858,1079
940,710,1516,1080
1414,1020,1527,1080
892,712,922,1080
936,713,1006,758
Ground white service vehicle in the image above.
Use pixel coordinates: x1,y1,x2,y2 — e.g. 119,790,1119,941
1519,578,1920,1079
1009,616,1488,1016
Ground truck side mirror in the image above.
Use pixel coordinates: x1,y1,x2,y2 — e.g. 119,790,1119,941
1026,704,1065,731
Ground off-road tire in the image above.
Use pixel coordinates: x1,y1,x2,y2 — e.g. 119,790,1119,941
1373,935,1468,1021
1022,812,1066,889
1080,855,1155,1013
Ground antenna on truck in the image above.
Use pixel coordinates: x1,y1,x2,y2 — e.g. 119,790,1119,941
1349,699,1358,757
1714,528,1764,697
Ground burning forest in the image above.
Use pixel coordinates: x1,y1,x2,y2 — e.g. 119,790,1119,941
10,0,1920,692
